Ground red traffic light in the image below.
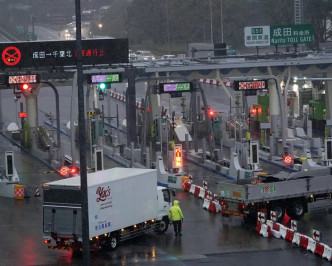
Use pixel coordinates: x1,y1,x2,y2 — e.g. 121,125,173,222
21,83,30,91
59,166,69,177
283,155,293,165
208,110,215,117
18,112,27,118
69,166,79,176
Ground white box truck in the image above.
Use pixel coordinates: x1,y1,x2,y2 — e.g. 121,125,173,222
43,168,174,251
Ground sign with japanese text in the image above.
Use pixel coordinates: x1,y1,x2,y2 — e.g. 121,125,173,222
0,38,128,69
244,24,314,47
233,80,267,91
270,24,314,45
244,26,270,47
160,82,192,93
173,144,183,169
88,73,122,84
7,74,39,84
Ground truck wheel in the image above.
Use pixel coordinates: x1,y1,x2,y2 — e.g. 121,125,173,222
269,203,285,222
286,201,305,219
110,235,118,249
157,218,169,234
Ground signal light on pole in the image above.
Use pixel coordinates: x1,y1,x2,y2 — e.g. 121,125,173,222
59,166,70,177
20,83,31,92
283,154,293,165
99,82,106,90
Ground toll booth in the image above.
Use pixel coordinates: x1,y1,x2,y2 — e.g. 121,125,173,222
211,114,222,141
309,100,326,131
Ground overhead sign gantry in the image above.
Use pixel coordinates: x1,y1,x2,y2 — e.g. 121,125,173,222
0,39,128,69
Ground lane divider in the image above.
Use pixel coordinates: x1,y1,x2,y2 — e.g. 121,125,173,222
108,90,142,109
182,180,221,213
182,179,332,263
256,219,332,262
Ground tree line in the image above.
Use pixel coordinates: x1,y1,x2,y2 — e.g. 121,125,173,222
100,0,332,55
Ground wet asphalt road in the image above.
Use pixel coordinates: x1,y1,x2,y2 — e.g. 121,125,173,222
0,128,331,265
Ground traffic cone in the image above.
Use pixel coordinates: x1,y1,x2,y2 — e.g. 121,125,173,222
35,186,40,197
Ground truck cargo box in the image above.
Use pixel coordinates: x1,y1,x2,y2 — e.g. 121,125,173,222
43,168,159,239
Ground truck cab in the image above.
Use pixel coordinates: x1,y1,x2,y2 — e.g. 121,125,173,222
156,186,175,233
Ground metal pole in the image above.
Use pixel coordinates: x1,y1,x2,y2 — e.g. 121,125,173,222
166,0,170,54
210,0,213,44
220,0,223,43
75,0,90,264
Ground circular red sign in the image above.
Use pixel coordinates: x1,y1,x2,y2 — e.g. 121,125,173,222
2,46,21,66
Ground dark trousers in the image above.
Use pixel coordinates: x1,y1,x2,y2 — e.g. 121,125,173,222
173,220,182,235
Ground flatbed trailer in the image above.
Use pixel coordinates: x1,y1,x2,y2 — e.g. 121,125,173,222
216,168,332,222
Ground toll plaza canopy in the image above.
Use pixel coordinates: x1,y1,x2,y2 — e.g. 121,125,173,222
0,38,129,69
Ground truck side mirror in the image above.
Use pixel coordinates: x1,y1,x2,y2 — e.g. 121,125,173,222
172,189,176,197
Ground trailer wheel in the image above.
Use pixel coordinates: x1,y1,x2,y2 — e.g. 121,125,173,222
286,201,306,219
109,235,118,249
157,217,169,234
269,203,285,222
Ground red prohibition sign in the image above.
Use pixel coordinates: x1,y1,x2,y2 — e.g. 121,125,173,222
2,46,21,66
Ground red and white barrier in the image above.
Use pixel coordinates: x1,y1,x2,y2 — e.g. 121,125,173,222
203,198,210,209
198,188,205,199
300,235,309,249
109,90,142,110
189,184,196,194
322,244,332,261
196,79,233,87
256,219,332,263
307,237,316,253
279,224,288,239
292,232,302,246
194,186,201,197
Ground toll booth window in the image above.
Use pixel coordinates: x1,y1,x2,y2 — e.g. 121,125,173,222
162,189,171,203
7,155,13,176
44,189,82,204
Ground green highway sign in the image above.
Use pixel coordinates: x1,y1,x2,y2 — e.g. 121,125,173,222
270,24,314,45
245,24,314,47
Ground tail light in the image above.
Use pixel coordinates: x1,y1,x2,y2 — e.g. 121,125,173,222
44,239,51,244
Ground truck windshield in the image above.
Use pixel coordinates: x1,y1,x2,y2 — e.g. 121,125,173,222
162,189,171,203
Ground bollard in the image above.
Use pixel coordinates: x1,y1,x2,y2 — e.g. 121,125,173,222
35,186,40,197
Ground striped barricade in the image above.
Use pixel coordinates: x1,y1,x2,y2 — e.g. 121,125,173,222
198,188,205,199
266,220,273,228
322,244,332,261
213,200,221,213
314,243,325,257
266,221,282,239
259,223,272,238
307,237,316,253
208,201,216,213
279,224,288,239
300,235,309,249
183,180,191,192
285,228,295,242
194,186,201,197
202,198,210,209
189,184,196,194
292,232,302,246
